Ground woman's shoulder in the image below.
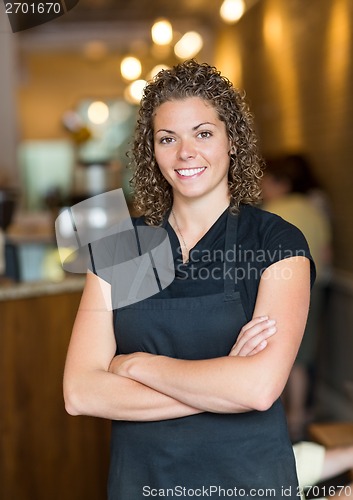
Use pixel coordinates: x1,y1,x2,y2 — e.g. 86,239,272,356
238,203,313,258
130,214,165,228
130,214,146,226
239,203,301,236
239,204,316,285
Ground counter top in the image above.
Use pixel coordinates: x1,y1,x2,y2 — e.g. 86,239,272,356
0,276,85,301
6,210,54,244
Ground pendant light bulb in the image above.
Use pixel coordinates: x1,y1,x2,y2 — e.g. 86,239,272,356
220,0,245,24
125,80,147,104
87,101,109,125
151,18,173,45
120,56,142,81
174,31,203,60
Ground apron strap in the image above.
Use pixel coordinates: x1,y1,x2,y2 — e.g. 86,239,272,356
224,211,239,301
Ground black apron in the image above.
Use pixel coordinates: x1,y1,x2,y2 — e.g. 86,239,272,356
109,211,299,499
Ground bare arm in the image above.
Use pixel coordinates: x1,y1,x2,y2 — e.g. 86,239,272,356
63,271,201,421
320,445,353,482
112,256,311,413
64,272,278,421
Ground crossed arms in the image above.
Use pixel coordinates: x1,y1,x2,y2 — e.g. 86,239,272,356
63,256,310,421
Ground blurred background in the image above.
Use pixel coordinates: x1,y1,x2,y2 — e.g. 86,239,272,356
1,0,353,498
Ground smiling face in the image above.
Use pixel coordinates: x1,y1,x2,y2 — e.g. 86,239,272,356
153,97,232,204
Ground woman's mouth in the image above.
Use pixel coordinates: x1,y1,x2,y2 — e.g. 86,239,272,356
175,167,206,178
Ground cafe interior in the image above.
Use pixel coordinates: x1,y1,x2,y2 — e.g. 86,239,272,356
1,0,353,498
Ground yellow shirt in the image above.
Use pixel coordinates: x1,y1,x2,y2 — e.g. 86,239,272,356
264,194,331,281
293,441,325,500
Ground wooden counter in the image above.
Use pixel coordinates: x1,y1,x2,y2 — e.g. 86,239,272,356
0,278,111,500
308,422,353,449
308,422,353,482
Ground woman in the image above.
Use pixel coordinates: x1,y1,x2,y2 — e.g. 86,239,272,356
64,60,315,499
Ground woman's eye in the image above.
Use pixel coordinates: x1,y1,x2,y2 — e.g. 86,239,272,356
160,137,175,144
198,131,211,139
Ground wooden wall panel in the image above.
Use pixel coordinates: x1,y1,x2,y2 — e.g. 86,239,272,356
0,291,111,500
215,0,353,275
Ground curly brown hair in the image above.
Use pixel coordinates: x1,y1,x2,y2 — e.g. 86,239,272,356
130,59,263,226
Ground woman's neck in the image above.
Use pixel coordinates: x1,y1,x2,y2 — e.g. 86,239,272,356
170,193,230,234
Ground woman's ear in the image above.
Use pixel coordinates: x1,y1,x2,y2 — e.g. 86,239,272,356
229,144,237,155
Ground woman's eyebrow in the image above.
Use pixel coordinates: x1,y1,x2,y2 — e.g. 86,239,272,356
155,128,174,134
193,122,216,130
156,122,216,135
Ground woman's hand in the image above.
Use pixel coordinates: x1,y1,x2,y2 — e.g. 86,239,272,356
229,316,277,357
110,317,277,377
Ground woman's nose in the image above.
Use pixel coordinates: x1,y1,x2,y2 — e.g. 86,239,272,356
178,139,196,160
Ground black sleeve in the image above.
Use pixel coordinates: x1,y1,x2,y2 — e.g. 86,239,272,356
261,212,316,288
237,206,316,321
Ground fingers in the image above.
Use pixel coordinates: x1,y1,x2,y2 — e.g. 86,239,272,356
229,316,277,357
244,339,268,356
239,316,271,334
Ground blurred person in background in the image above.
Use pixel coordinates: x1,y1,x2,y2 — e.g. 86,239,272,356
294,440,353,500
262,154,332,441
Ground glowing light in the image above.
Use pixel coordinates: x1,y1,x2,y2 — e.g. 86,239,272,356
125,80,147,104
151,19,173,45
174,32,203,60
87,101,109,124
262,1,302,149
120,56,142,81
327,0,350,93
147,64,170,80
214,29,243,88
220,0,245,24
263,8,283,48
88,207,108,228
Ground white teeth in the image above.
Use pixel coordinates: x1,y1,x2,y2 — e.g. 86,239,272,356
176,167,206,177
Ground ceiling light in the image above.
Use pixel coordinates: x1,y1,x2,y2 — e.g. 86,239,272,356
147,64,170,80
120,56,142,81
220,0,245,23
125,80,147,104
151,18,173,45
174,32,203,60
87,101,109,125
